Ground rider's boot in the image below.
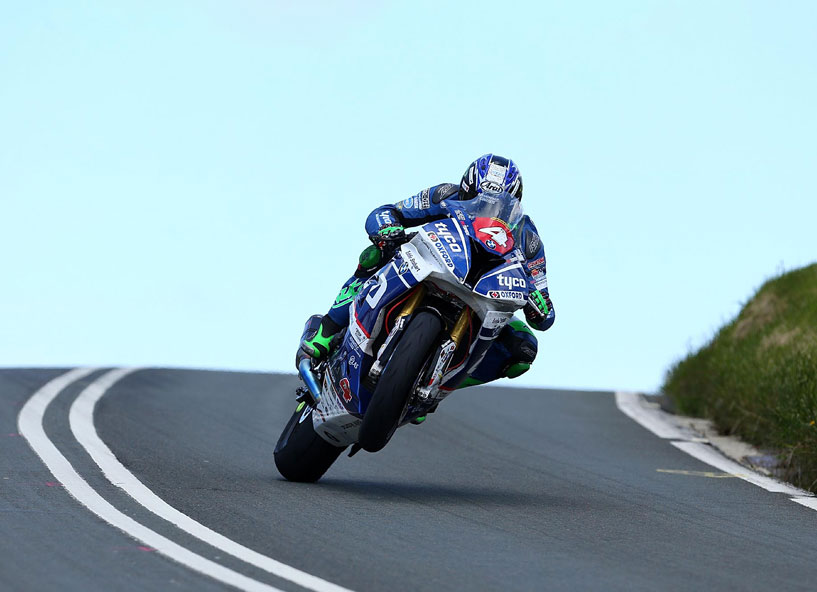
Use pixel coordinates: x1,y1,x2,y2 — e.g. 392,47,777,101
300,315,343,362
294,315,323,369
296,245,388,366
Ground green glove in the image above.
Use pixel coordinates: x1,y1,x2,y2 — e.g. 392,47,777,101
370,225,406,249
525,289,550,320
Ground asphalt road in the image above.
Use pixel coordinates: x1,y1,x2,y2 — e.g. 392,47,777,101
2,368,816,591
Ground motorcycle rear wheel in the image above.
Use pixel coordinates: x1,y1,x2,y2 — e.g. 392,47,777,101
274,405,346,482
358,311,442,453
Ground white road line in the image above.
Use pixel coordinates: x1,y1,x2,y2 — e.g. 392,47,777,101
671,441,805,496
615,391,816,510
614,391,690,440
791,497,817,511
18,368,284,592
70,368,355,592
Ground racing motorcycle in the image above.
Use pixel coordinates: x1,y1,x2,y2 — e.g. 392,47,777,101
274,191,532,482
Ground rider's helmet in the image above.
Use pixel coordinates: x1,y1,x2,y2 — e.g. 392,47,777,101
460,154,523,200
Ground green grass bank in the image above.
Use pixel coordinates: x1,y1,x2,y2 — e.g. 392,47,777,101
663,263,817,491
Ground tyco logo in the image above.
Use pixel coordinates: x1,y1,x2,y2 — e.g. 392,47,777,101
433,222,462,252
498,274,526,289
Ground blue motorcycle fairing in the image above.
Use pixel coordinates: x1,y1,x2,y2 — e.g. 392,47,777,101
323,342,372,417
423,217,471,284
324,249,424,416
353,253,422,344
472,262,530,305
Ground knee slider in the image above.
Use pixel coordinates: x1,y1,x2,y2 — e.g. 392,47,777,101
504,362,531,379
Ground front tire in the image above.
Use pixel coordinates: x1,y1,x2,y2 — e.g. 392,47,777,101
274,405,345,482
358,311,442,453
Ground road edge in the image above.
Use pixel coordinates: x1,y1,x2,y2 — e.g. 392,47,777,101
615,391,817,511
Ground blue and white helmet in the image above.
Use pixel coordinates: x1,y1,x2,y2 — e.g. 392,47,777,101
460,154,523,200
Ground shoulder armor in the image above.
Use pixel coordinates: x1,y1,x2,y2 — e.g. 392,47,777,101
522,223,541,260
431,183,459,204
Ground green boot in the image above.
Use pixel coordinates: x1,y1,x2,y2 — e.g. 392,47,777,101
300,316,342,360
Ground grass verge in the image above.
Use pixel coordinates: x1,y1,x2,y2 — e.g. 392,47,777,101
662,263,817,491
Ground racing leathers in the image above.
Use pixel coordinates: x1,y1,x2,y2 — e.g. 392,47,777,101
304,182,555,387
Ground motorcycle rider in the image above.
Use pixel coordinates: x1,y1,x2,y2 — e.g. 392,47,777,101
299,154,555,391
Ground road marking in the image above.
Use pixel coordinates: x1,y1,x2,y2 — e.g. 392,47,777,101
614,391,689,440
615,391,816,510
18,368,284,592
671,441,807,495
70,368,355,592
791,497,817,511
656,469,738,479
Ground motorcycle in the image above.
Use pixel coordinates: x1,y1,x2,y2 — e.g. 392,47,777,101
274,191,532,482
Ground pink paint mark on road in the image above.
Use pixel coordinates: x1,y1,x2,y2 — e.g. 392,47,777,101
44,481,63,487
6,433,20,437
137,546,156,552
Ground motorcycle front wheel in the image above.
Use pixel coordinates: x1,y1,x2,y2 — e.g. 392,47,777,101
358,310,442,453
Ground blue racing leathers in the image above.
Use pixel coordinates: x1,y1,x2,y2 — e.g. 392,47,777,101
326,183,555,384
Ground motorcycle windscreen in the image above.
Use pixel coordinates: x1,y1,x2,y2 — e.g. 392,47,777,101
453,191,525,256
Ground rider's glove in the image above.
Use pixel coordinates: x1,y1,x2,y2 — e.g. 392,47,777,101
524,289,551,323
370,225,406,250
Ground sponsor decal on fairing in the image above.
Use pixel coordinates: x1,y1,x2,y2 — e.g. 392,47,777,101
433,242,456,270
472,217,515,255
422,227,459,271
488,290,525,301
339,378,352,403
482,310,512,329
399,243,435,281
433,222,463,252
498,274,527,289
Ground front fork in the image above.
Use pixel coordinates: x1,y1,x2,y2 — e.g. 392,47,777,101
416,307,470,400
365,285,471,401
367,285,427,383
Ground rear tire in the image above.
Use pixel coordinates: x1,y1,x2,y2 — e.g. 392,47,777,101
274,406,345,482
358,311,442,453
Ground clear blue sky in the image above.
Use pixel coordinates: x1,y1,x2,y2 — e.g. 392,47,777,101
2,1,815,392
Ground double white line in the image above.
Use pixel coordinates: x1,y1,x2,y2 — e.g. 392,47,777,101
18,367,355,592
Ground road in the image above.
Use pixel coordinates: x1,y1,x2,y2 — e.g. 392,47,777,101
2,368,815,591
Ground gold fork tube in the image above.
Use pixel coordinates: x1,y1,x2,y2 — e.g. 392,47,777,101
449,307,471,347
396,285,427,319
